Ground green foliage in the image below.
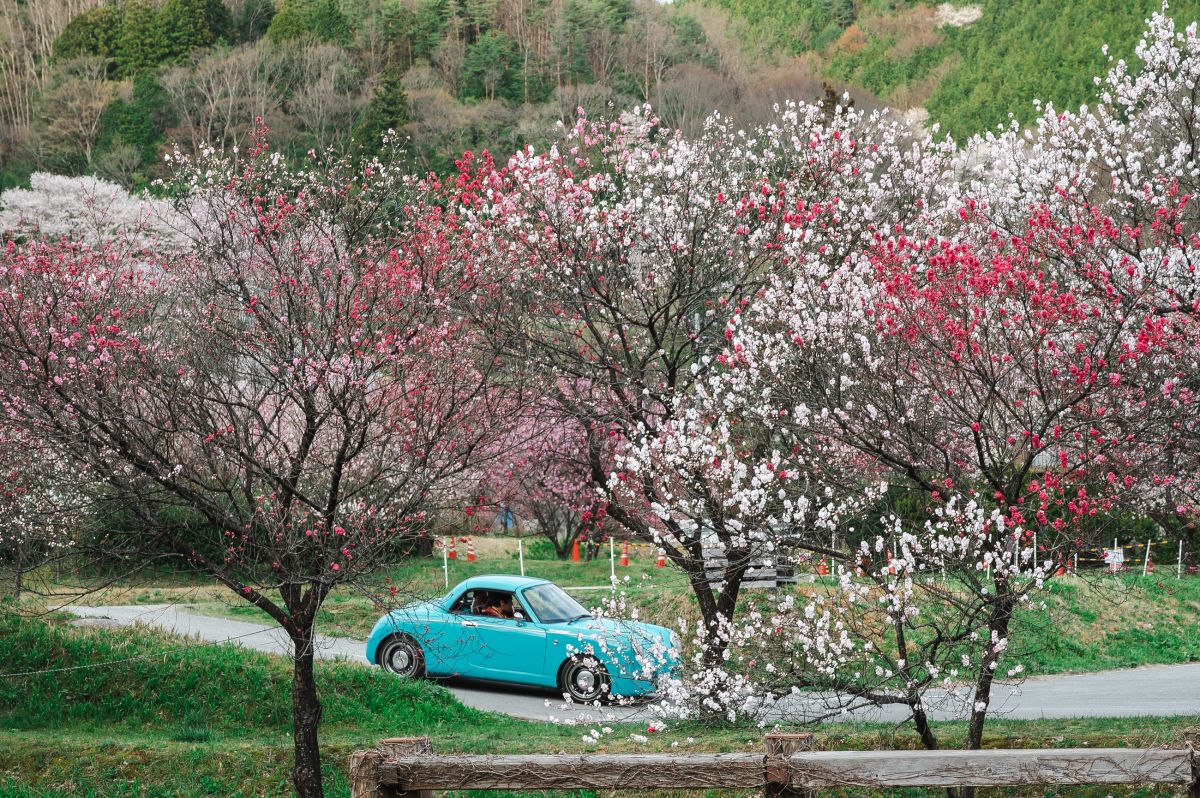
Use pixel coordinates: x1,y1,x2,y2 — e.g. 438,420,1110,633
682,0,844,54
550,0,635,85
925,0,1200,140
96,74,172,187
699,0,1200,139
230,0,276,42
52,6,121,63
114,1,168,77
353,59,412,152
411,0,449,59
160,0,234,61
510,537,559,560
461,30,521,102
374,0,420,64
267,0,354,45
827,32,947,99
668,14,717,70
54,0,236,78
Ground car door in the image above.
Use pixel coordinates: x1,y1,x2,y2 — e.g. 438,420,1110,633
420,587,478,676
459,592,548,685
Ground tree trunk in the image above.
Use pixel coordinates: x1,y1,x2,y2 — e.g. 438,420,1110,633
10,539,23,601
290,625,325,798
966,584,1015,751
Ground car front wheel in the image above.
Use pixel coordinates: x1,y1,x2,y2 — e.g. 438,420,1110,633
378,635,425,679
559,655,610,704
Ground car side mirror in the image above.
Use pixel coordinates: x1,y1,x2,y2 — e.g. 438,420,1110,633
513,610,526,621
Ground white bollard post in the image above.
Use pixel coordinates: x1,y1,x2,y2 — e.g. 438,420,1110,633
1143,538,1151,577
518,538,525,577
1179,539,1184,579
442,543,449,588
1073,552,1078,575
610,537,616,583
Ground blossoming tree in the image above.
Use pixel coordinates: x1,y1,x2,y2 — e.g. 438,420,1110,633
0,172,188,250
0,130,516,798
479,409,608,558
467,102,954,676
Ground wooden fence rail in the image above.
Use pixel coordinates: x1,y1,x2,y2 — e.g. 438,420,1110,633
350,733,1200,798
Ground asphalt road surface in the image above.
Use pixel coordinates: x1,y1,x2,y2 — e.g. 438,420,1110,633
65,604,1200,724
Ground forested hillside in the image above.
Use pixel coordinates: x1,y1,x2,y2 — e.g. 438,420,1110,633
2,0,1199,189
708,0,1200,140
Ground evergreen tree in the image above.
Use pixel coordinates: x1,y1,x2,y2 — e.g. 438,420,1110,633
353,58,411,153
115,2,168,76
97,74,172,167
267,0,352,44
53,6,121,63
160,0,233,61
309,0,353,43
555,0,595,85
461,31,520,102
411,0,448,60
265,1,311,42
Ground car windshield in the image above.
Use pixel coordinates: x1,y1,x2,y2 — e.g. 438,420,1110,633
522,583,591,624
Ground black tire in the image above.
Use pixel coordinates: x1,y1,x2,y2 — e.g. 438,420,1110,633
558,655,611,704
378,634,425,678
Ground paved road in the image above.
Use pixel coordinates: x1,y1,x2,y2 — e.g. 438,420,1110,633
66,604,646,724
65,604,1200,724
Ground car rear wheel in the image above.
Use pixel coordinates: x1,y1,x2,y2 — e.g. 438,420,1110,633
559,655,610,704
378,635,425,679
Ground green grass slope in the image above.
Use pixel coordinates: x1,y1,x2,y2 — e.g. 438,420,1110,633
690,0,1200,139
0,612,1197,796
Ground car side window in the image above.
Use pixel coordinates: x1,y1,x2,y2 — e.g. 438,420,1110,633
448,588,531,620
448,590,476,614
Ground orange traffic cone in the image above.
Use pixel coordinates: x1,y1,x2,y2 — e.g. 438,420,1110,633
1146,553,1154,574
655,548,666,568
466,538,476,562
1054,557,1066,577
448,537,457,559
817,558,828,576
886,549,896,575
571,539,581,562
619,540,630,567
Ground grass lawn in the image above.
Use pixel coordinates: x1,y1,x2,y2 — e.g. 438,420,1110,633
0,612,1197,797
26,538,1200,679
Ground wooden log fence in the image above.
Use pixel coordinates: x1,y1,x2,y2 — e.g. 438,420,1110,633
350,733,1200,798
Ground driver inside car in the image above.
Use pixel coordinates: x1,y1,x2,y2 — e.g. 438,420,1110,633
479,593,515,619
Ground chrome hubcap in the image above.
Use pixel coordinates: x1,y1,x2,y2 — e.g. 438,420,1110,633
389,646,412,673
575,668,596,693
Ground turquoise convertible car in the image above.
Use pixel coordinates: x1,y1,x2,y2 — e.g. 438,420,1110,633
365,575,680,703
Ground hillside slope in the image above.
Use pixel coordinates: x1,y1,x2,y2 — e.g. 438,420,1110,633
690,0,1200,139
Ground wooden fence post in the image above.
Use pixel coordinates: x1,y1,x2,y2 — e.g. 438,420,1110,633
380,737,434,798
349,749,384,798
765,732,814,798
1185,730,1199,798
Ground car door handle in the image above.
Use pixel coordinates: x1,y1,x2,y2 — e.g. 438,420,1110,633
461,620,478,627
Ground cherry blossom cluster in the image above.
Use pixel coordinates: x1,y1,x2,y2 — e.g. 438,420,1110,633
0,173,188,251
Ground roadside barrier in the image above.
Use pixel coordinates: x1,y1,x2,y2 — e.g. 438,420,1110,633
466,539,476,562
447,538,457,560
349,733,1200,798
619,540,630,567
656,548,666,568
